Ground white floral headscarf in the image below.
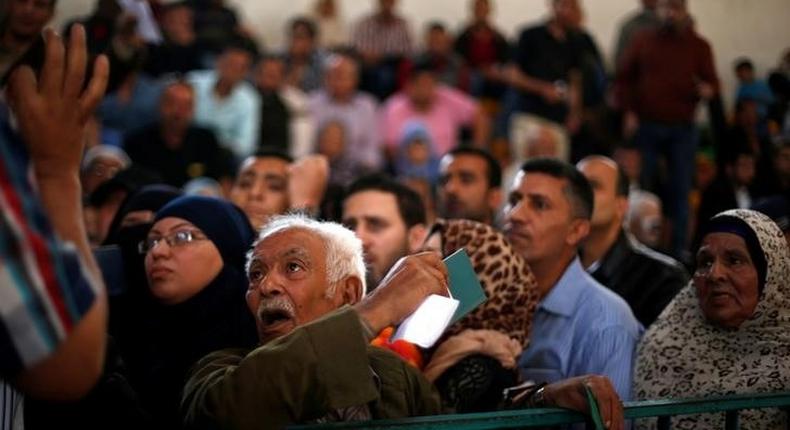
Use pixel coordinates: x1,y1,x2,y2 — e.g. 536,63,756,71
634,209,790,429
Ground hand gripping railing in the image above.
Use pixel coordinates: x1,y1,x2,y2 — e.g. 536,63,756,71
291,391,790,429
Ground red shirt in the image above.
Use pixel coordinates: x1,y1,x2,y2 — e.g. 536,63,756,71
616,26,719,124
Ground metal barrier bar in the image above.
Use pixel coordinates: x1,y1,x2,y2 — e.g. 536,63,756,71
291,391,790,429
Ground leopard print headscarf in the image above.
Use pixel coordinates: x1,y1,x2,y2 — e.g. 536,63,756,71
634,209,790,430
430,219,539,348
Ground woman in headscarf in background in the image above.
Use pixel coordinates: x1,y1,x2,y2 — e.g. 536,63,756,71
121,195,258,430
421,218,540,412
634,209,790,429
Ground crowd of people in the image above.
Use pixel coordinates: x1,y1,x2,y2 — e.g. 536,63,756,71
2,0,790,429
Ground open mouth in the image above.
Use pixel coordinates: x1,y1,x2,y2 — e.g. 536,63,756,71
259,308,293,326
257,297,296,332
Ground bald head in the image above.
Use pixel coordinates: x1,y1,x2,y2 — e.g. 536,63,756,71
576,156,629,229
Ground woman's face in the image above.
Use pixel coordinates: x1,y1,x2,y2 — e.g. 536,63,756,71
144,217,223,304
694,232,760,329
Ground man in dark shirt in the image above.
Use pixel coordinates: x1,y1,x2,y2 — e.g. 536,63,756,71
124,80,233,187
454,0,509,98
616,0,719,258
578,156,687,327
143,2,203,77
508,0,583,128
253,55,290,153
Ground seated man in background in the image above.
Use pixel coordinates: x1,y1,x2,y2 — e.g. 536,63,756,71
577,156,687,327
182,215,626,429
309,53,382,171
380,59,490,157
188,41,261,159
437,147,502,226
228,152,329,230
124,80,235,188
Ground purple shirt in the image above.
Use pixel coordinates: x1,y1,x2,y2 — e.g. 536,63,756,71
309,90,383,169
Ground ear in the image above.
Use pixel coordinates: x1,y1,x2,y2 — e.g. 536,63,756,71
487,188,503,211
407,224,428,253
615,196,629,224
566,218,591,248
337,276,364,305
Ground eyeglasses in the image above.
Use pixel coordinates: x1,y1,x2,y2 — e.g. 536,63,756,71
138,230,208,254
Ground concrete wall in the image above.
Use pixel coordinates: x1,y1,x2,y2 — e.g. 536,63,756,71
52,0,790,111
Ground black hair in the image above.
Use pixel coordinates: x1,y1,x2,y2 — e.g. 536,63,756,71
251,149,294,164
290,16,318,39
520,158,594,220
724,141,755,166
445,147,502,188
222,36,260,59
734,57,754,71
405,55,436,81
344,174,427,227
615,164,629,198
426,21,446,33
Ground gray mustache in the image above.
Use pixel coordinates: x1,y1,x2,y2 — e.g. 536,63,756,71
257,296,296,321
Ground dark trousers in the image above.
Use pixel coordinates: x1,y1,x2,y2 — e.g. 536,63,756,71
635,121,698,259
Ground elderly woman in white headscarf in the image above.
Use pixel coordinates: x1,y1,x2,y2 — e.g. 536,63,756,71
634,209,790,429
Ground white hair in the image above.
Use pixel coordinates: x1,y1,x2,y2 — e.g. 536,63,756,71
80,144,131,173
627,189,662,222
248,214,367,297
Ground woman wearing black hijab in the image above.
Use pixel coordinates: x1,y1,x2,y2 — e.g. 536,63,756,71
123,195,258,429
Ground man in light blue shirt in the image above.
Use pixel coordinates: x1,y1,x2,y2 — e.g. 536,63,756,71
188,43,261,159
503,158,643,399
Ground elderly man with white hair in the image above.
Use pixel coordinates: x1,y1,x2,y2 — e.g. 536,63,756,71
183,214,631,430
181,214,444,428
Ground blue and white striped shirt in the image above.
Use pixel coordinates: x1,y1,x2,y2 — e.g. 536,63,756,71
518,257,643,399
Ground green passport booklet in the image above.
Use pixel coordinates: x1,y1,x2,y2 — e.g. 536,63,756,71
444,248,487,324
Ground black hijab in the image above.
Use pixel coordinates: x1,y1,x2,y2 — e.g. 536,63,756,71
121,196,258,430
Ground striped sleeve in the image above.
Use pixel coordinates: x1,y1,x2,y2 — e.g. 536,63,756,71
0,124,99,378
576,324,640,401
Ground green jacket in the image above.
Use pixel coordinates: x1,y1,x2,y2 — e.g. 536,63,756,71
182,307,441,429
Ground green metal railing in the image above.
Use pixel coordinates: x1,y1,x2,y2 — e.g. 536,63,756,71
293,391,790,429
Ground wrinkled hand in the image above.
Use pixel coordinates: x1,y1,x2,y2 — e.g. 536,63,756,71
543,375,624,430
7,26,109,179
354,252,449,334
288,155,329,212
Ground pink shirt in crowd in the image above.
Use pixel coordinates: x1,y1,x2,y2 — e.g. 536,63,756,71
380,85,477,155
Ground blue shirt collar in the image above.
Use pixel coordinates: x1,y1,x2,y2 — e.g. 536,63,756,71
538,257,586,318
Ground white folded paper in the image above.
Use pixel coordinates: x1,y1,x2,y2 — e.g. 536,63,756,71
391,294,460,348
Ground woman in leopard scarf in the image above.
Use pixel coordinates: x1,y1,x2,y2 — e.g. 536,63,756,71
634,209,790,429
421,219,540,412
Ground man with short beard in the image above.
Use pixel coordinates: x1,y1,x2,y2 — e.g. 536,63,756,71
437,147,502,226
341,174,427,290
